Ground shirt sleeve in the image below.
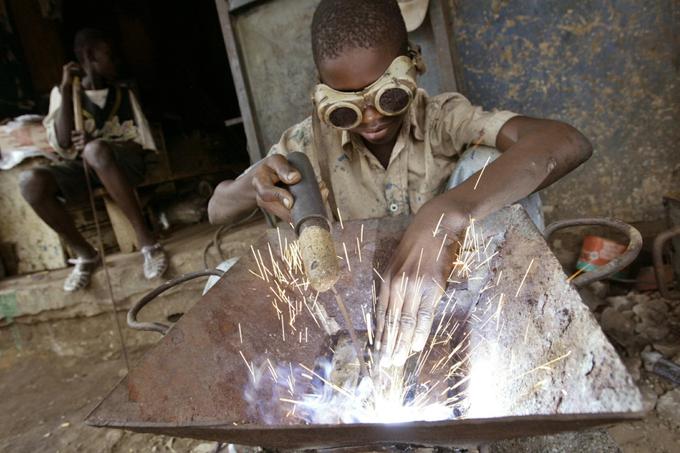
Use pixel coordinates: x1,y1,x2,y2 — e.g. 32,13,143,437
266,116,313,158
430,92,518,156
43,86,78,159
238,116,314,179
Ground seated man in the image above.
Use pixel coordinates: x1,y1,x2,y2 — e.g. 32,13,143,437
20,28,167,292
208,0,592,365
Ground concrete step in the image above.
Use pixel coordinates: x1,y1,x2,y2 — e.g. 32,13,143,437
0,221,267,325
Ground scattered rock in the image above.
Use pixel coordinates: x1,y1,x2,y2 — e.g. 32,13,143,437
646,298,670,314
104,429,123,448
653,343,680,357
588,281,610,298
607,295,635,311
641,325,671,342
600,307,635,340
192,443,220,453
621,354,642,381
657,389,680,429
579,287,607,311
633,303,666,326
619,309,635,320
639,382,658,412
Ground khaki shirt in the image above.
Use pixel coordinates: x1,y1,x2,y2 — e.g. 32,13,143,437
266,89,517,221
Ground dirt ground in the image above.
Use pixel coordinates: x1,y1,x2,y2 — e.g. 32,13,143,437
0,339,211,453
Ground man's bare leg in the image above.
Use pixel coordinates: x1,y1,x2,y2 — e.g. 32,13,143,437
81,139,155,248
19,168,97,259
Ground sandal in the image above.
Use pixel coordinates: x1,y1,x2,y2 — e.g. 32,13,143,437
141,243,168,280
63,254,101,292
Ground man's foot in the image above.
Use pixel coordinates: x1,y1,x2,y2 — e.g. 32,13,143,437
63,253,101,292
141,243,168,279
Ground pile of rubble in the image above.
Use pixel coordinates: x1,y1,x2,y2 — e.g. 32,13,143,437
593,289,680,431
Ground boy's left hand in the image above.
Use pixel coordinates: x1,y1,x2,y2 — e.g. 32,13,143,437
71,130,90,152
374,204,463,366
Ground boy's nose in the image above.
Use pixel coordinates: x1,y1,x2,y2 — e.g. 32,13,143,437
361,105,384,125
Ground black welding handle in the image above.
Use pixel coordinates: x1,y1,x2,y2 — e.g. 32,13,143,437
544,218,642,288
127,269,225,335
653,225,680,299
286,151,330,234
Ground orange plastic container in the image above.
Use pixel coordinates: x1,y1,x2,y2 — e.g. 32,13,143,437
576,235,628,280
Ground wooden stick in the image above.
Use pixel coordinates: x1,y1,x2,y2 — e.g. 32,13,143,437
72,76,84,132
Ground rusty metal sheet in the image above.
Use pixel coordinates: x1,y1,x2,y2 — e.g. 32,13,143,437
87,206,643,449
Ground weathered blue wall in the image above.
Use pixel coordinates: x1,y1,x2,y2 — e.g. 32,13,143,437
452,0,679,222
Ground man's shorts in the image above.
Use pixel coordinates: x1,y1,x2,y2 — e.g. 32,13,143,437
44,141,147,204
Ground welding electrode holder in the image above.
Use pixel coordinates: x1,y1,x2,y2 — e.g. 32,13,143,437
286,151,339,292
286,152,330,234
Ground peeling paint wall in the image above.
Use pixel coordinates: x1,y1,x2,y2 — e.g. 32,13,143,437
451,0,680,222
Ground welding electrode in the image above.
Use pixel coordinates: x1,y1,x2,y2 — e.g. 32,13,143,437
287,152,339,292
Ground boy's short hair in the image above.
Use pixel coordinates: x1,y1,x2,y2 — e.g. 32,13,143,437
74,28,112,63
311,0,408,66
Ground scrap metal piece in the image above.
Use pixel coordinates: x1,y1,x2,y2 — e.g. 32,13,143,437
87,206,643,449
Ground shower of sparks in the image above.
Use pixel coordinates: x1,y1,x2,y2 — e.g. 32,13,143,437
473,156,492,190
436,233,448,262
432,213,445,237
342,242,351,272
515,258,535,297
242,218,553,425
566,266,586,282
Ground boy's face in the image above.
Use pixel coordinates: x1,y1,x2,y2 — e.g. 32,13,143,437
83,41,118,81
318,46,406,146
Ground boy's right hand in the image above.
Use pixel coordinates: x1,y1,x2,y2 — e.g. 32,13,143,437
252,154,301,223
60,61,82,91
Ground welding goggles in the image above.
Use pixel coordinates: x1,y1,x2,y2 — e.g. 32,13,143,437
313,53,421,130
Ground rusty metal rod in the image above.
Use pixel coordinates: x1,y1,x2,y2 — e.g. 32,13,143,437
332,286,369,378
652,225,680,300
128,270,226,334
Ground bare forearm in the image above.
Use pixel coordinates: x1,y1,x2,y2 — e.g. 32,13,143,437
430,119,592,231
55,84,75,149
208,176,258,224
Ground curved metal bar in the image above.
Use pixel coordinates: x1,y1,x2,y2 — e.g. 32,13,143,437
653,225,680,300
127,269,225,335
544,218,642,288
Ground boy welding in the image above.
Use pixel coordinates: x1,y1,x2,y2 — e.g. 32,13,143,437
20,29,168,292
208,0,592,366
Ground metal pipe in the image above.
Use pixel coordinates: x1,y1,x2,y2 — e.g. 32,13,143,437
128,270,225,334
652,225,680,299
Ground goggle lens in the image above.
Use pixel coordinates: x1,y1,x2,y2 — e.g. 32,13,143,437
378,87,411,114
328,106,359,129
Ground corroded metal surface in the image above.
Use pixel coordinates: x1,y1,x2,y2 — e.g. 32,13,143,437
454,1,680,223
87,207,643,448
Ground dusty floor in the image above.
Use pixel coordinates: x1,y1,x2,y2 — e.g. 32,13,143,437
0,220,679,452
0,342,210,453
